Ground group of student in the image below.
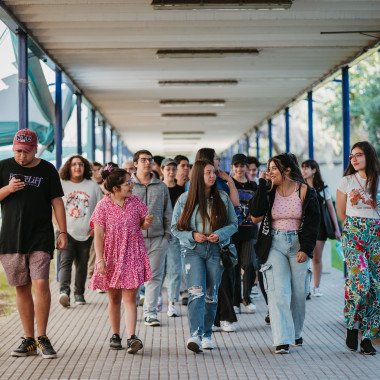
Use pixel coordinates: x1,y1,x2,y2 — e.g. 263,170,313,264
0,128,379,358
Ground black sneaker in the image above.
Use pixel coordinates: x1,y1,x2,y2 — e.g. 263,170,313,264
293,337,303,346
144,316,160,326
74,294,86,305
360,339,376,355
346,328,358,351
127,335,143,354
110,334,122,350
306,292,311,300
264,311,270,325
275,344,289,354
182,297,188,306
37,335,57,359
11,337,37,357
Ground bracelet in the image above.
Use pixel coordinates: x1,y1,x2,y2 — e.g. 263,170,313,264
97,258,104,264
59,232,67,235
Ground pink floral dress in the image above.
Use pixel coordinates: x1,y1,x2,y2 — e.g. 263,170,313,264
88,194,151,291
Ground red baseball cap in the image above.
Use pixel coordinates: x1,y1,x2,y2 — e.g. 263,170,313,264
12,129,38,153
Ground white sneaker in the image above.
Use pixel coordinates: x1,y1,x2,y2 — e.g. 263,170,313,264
233,306,241,314
313,287,323,297
220,321,236,332
251,285,260,298
212,325,220,332
59,292,70,307
202,337,215,350
245,302,256,313
187,337,203,353
167,304,180,317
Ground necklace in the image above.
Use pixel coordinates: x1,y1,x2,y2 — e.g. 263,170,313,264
110,195,125,209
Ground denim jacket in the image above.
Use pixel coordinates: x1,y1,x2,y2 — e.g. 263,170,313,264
171,190,238,249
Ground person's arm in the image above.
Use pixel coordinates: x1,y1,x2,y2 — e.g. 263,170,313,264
51,197,68,250
141,214,153,230
249,172,269,218
171,195,195,245
326,198,341,239
218,170,239,206
336,190,347,223
0,177,25,202
94,223,106,275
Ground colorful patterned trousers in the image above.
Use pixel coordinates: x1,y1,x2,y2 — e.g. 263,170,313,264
342,216,380,339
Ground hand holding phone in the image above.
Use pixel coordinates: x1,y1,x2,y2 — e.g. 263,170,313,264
9,174,26,193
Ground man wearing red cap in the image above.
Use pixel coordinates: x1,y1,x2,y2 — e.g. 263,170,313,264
0,129,67,359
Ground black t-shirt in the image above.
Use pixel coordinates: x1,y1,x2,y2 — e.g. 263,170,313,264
232,178,258,241
168,184,185,208
0,158,64,257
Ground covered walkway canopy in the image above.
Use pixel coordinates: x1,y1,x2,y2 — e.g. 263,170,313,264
0,0,380,159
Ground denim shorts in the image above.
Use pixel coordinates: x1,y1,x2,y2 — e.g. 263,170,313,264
0,251,51,286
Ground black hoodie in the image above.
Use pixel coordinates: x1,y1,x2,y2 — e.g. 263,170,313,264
249,178,320,263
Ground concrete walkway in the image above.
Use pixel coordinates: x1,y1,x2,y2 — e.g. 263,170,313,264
0,267,379,380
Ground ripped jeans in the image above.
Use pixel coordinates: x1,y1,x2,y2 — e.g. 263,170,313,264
181,241,224,339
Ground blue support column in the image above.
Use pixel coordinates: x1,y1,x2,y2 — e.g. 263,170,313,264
246,135,250,156
55,67,62,169
308,91,314,159
268,119,273,159
102,121,106,164
342,66,350,171
256,131,260,160
110,129,114,161
285,107,290,153
18,29,28,130
116,135,120,166
91,109,96,162
76,94,82,155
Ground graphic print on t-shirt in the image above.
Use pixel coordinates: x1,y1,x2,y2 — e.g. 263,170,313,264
65,190,90,218
235,189,255,226
349,188,377,208
9,173,43,187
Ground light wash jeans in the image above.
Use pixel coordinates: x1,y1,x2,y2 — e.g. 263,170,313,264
260,229,311,346
182,241,224,339
164,236,182,303
143,236,168,318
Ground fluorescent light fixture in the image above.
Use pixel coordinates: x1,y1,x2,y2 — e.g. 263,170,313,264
151,0,293,10
159,80,238,86
162,131,205,134
161,113,217,117
163,137,202,140
156,48,259,58
160,99,225,107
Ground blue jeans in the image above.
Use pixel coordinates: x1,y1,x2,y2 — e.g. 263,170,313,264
182,241,224,339
164,236,182,303
260,229,310,346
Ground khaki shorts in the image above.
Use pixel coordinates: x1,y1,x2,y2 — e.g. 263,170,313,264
0,251,51,286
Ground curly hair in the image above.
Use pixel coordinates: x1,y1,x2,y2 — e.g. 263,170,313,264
59,155,92,180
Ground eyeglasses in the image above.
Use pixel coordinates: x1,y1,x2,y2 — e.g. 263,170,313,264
121,180,133,186
71,162,84,167
139,158,154,164
348,153,364,161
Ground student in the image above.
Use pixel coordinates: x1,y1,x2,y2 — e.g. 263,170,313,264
172,159,238,353
57,155,103,306
89,166,152,353
161,158,184,317
302,159,341,296
174,155,191,188
336,141,380,355
0,129,67,359
132,150,172,326
250,153,320,354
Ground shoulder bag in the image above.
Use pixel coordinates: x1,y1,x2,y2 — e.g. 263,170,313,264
219,243,238,268
320,187,337,240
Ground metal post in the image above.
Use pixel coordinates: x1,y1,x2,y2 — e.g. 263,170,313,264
308,91,314,159
256,131,260,160
55,67,62,169
91,109,96,162
246,135,250,156
268,119,273,158
285,107,290,153
342,66,350,171
102,121,106,164
18,29,28,130
110,129,114,162
76,94,82,155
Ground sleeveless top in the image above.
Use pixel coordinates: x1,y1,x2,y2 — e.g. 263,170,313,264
271,185,302,230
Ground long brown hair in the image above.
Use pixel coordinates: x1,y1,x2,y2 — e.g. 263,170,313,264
301,159,325,192
344,141,380,203
176,159,227,232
